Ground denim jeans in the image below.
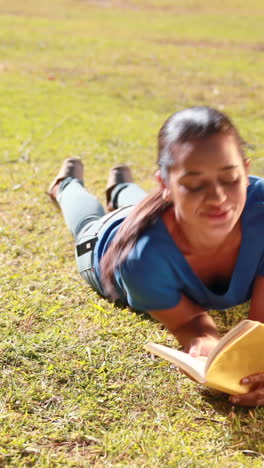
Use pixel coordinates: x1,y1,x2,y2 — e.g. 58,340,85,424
56,177,146,294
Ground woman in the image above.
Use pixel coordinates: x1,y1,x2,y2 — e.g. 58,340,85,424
48,106,264,406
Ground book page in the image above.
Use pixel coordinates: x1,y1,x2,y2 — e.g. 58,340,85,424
145,342,207,383
205,320,258,373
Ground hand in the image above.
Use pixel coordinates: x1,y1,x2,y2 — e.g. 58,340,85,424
186,335,219,358
229,373,264,406
178,336,218,381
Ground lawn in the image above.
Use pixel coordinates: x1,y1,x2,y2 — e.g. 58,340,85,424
1,0,264,466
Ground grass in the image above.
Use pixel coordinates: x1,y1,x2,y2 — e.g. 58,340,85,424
1,0,264,465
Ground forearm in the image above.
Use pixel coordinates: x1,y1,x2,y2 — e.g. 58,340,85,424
149,297,220,355
172,312,220,349
249,276,264,323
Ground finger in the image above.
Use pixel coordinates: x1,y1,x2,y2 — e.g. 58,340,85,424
188,337,202,357
189,345,200,358
229,390,264,407
241,373,264,385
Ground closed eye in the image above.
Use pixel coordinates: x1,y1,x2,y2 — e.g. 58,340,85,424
220,177,240,185
183,177,240,192
183,184,206,192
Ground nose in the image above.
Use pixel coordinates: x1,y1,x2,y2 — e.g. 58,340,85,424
205,183,227,205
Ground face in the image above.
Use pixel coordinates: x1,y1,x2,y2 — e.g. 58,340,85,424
162,133,249,242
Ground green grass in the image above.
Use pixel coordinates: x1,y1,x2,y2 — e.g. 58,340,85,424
1,0,264,465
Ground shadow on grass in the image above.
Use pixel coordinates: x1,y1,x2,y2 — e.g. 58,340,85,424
114,299,158,323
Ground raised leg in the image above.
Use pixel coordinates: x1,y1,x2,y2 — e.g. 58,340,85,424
57,177,105,242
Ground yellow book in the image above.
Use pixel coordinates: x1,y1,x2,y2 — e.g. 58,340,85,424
145,320,264,395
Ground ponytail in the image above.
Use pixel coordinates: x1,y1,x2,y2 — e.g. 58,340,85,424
100,187,172,299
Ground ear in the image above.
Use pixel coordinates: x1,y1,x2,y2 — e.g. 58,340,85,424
154,169,166,188
243,159,250,186
154,170,172,201
244,158,250,174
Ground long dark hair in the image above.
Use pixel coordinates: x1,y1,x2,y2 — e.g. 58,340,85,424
100,106,245,299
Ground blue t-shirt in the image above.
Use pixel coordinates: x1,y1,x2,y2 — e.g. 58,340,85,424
94,176,264,312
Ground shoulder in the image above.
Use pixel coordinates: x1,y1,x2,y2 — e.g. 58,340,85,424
122,217,176,276
242,175,264,238
247,175,264,203
117,217,183,311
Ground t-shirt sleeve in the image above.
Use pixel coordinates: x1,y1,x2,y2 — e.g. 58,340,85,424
116,239,182,312
253,177,264,201
248,178,264,277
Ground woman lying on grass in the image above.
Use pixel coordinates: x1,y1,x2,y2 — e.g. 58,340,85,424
48,106,264,406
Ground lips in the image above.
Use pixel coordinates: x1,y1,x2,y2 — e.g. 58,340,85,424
201,208,231,220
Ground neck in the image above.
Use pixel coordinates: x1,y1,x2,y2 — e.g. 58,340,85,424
170,209,241,254
180,226,233,252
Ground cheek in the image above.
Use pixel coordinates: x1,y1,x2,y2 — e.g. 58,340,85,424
177,194,203,214
170,186,204,213
229,184,247,203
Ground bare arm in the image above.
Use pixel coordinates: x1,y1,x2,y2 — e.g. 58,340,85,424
228,276,264,406
149,295,220,357
248,275,264,322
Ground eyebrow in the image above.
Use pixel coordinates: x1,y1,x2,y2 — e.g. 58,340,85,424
182,165,239,177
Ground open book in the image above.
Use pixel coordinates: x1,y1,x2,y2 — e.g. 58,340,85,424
145,320,264,395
